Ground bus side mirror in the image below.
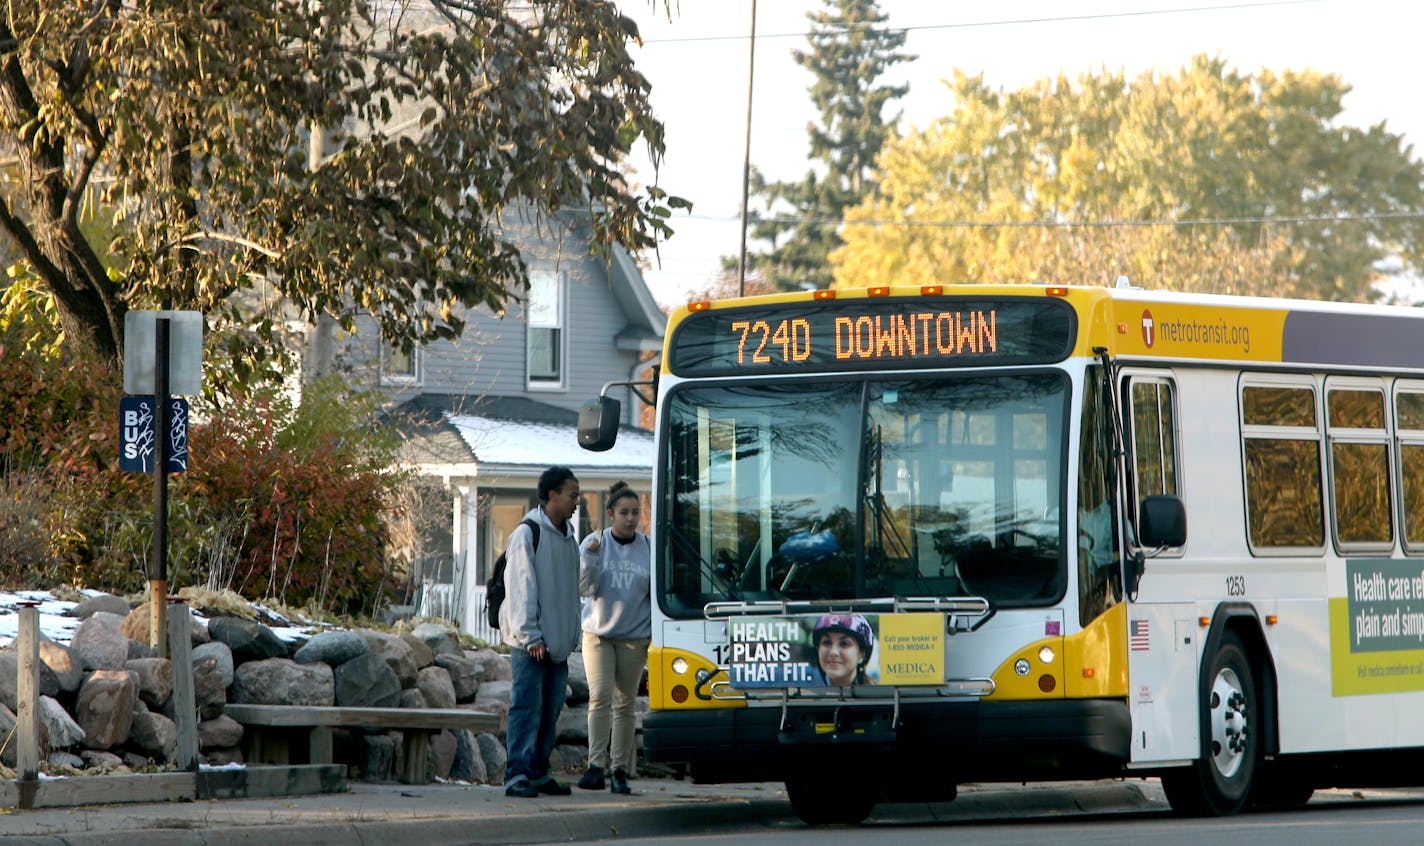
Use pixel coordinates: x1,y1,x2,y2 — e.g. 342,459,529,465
578,396,621,451
1139,495,1186,548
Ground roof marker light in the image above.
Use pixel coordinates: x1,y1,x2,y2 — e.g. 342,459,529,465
868,286,890,297
688,301,711,312
1045,286,1069,297
813,289,837,300
920,285,943,296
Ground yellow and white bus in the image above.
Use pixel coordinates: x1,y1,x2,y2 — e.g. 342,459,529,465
579,282,1424,825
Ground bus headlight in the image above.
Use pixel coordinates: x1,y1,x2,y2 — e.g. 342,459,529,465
1038,646,1056,664
671,657,689,675
1014,658,1031,676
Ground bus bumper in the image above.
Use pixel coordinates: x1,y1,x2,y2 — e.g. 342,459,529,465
643,698,1131,784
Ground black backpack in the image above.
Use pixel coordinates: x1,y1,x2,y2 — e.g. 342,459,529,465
486,518,540,631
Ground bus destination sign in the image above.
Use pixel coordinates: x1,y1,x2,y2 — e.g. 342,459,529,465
669,297,1077,376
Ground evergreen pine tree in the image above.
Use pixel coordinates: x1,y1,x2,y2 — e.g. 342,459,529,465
744,0,911,291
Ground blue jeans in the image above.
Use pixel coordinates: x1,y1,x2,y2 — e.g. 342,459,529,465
504,647,569,786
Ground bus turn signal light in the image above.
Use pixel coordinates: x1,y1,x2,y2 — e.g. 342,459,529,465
670,685,689,703
1038,674,1056,693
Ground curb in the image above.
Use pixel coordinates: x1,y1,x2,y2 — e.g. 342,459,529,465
0,796,792,846
0,779,1166,845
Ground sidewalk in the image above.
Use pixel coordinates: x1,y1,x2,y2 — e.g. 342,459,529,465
0,775,1163,845
2,774,1415,845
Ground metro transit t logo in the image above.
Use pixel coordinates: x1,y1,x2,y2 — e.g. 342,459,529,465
1141,309,1155,348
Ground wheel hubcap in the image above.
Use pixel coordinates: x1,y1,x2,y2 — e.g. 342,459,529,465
1209,667,1248,777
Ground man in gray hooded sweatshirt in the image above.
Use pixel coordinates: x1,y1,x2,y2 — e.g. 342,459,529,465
501,466,581,797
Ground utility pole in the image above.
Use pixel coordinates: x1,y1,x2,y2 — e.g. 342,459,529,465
735,0,757,298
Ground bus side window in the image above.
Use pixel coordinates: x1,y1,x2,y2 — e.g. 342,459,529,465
1127,377,1181,535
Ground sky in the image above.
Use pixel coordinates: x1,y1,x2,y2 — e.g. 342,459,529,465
616,0,1424,308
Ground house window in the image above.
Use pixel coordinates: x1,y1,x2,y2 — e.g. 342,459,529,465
382,337,419,385
527,271,564,387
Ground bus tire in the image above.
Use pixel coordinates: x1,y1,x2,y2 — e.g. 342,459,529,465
786,775,875,826
1162,630,1258,817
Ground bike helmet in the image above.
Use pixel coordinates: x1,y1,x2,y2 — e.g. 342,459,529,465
812,613,874,656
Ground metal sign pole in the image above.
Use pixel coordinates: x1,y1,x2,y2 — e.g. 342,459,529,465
150,317,170,657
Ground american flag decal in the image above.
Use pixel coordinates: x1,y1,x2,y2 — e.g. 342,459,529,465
1130,619,1150,651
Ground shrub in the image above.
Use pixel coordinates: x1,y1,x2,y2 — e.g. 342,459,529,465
174,377,408,614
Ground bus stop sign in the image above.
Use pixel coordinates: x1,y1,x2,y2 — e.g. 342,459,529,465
119,396,189,473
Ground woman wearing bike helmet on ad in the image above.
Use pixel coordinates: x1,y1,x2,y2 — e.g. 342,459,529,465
811,613,875,686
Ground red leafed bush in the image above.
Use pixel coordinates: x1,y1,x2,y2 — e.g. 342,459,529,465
176,378,407,615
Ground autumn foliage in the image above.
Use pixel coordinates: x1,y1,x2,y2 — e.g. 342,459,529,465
0,279,405,614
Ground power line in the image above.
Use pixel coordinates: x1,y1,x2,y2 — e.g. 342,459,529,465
664,210,1424,229
638,0,1317,45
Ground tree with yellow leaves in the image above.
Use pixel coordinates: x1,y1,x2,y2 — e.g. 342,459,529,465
833,56,1424,301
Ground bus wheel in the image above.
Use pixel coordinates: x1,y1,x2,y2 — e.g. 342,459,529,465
1162,630,1258,817
786,775,874,826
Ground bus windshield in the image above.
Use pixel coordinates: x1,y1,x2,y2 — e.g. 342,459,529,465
661,371,1068,615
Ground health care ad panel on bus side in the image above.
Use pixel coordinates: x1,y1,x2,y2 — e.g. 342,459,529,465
727,612,944,688
1330,559,1424,695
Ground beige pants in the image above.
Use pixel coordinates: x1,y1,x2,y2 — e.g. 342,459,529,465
582,630,650,773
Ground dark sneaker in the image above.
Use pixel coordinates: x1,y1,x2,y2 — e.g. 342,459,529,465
505,781,539,798
578,766,606,790
534,778,572,796
610,769,632,795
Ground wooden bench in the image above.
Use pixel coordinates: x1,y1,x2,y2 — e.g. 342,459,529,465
223,704,500,784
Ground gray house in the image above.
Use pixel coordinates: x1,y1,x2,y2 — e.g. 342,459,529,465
336,223,662,639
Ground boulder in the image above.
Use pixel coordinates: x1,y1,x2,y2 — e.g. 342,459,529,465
197,715,244,750
232,658,334,706
357,630,418,688
125,657,173,708
67,594,132,619
398,688,428,709
556,704,588,743
0,703,49,766
80,749,124,770
400,634,435,669
76,669,136,749
415,666,456,709
411,623,463,658
39,636,83,693
293,631,369,667
192,641,235,688
358,733,396,782
565,653,589,705
192,657,228,720
40,695,85,749
429,729,457,780
0,652,60,711
129,709,177,761
472,680,512,723
208,617,289,663
475,732,506,783
333,652,401,708
434,653,479,703
450,728,488,783
466,648,511,683
70,617,129,671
